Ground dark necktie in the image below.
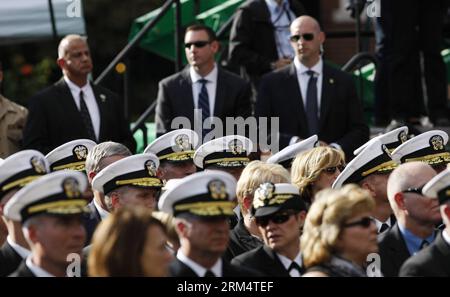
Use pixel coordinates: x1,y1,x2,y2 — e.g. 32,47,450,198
379,223,390,233
420,240,430,250
198,79,211,139
288,262,302,276
204,270,216,277
79,91,96,141
305,70,319,135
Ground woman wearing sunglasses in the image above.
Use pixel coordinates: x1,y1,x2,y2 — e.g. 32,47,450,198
231,183,307,277
301,184,378,277
291,146,345,208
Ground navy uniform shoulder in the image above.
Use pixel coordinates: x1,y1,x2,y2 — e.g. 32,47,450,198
224,260,264,277
231,245,265,265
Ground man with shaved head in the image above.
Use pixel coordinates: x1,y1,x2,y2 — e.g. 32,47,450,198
379,162,441,276
255,15,368,160
23,34,136,154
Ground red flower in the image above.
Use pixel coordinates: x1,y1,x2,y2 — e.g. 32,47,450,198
20,64,33,76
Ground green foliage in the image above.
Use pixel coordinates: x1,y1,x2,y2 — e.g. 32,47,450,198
3,54,57,106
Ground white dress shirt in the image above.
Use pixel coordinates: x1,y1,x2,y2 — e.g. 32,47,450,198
64,76,100,140
265,0,296,59
294,57,323,113
443,228,450,246
7,236,31,259
190,64,218,117
25,256,55,277
177,250,222,277
374,216,393,233
277,252,302,277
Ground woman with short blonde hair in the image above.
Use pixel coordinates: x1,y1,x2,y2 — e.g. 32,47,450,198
291,146,345,207
301,184,378,277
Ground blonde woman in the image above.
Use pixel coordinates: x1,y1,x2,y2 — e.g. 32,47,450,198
291,146,345,207
88,206,173,276
301,185,378,277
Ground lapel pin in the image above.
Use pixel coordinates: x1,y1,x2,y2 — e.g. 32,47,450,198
100,94,106,102
329,78,334,84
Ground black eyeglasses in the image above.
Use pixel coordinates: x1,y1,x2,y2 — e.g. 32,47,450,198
184,41,210,49
402,185,425,196
255,211,296,227
343,217,373,228
289,33,314,42
324,165,345,174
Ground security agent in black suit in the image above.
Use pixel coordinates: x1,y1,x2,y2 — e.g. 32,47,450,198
159,171,259,277
399,169,450,276
256,16,369,160
156,24,252,138
23,34,136,155
228,0,305,85
378,161,441,276
231,183,307,277
0,150,49,276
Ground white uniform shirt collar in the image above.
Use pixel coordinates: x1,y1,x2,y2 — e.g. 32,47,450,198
443,229,450,246
7,236,31,259
177,250,222,277
25,256,56,277
373,216,392,233
93,198,109,220
277,251,302,277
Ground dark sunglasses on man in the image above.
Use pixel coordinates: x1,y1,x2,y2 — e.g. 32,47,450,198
289,33,314,42
343,217,374,229
255,210,297,227
184,41,211,49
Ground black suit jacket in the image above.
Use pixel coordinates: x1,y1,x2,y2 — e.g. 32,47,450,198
155,67,252,137
377,223,411,277
231,245,299,277
399,231,450,277
169,257,260,277
82,200,102,246
23,78,136,154
224,217,263,262
9,261,36,277
255,63,369,159
0,241,24,277
229,0,305,78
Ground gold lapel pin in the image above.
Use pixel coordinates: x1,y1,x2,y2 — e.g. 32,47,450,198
329,78,334,84
100,94,106,102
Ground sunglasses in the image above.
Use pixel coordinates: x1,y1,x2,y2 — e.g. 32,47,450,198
184,41,210,49
289,33,314,42
255,211,296,227
323,165,345,174
343,217,373,229
401,185,425,196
